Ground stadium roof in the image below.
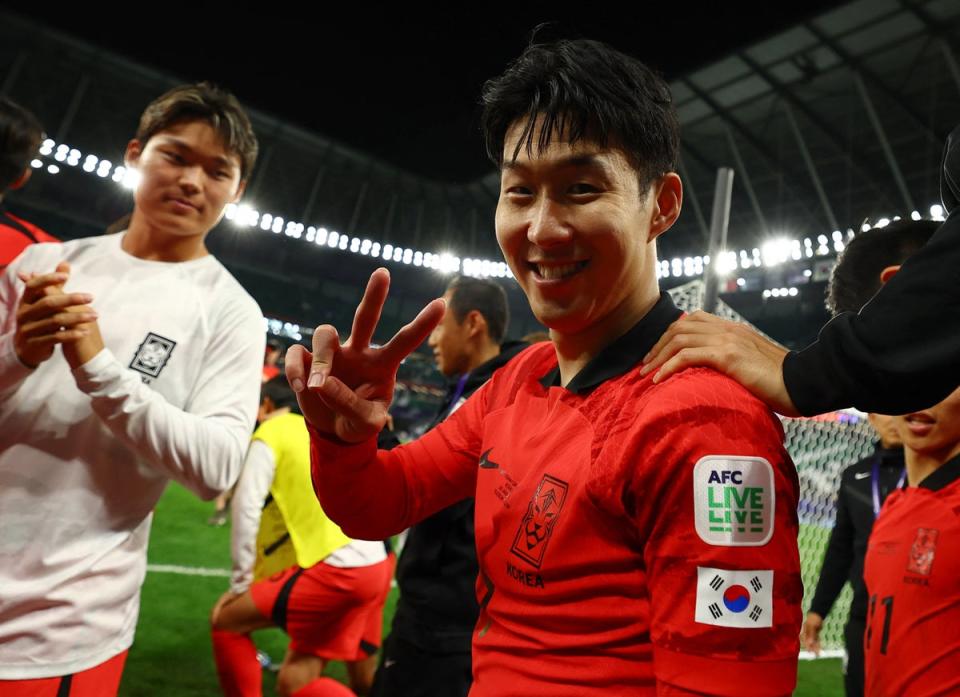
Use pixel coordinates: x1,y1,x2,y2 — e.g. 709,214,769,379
2,0,959,347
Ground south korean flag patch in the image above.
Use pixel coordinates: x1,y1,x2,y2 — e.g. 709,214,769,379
695,567,772,629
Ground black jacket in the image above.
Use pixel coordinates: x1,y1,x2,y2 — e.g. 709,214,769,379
391,340,529,652
784,125,960,416
809,444,905,621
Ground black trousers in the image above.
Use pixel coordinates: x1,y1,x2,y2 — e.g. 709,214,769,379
368,632,471,697
844,616,866,697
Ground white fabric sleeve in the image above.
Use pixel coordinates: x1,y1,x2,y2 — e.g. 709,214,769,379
72,299,265,500
230,439,276,594
0,251,38,398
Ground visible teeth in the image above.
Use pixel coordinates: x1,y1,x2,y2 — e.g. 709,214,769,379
538,263,580,280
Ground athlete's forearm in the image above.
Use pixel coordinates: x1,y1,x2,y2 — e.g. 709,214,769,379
74,348,250,499
309,421,476,540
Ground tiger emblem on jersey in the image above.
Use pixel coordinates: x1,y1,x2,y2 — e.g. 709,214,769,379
510,474,568,568
906,527,939,576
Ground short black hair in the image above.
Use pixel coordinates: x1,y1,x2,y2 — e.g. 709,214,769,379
480,38,679,188
827,219,939,315
0,97,43,192
261,375,301,415
446,276,509,344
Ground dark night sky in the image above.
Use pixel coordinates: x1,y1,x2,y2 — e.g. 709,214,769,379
11,2,844,181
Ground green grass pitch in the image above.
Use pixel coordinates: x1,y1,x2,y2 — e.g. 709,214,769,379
118,485,843,695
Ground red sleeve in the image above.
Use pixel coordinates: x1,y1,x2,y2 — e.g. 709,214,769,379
625,370,801,696
309,377,491,540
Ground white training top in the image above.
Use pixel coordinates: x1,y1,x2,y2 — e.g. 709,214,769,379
0,233,265,679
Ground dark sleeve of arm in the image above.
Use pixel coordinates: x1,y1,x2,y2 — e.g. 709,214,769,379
308,381,489,540
783,210,960,416
808,474,855,617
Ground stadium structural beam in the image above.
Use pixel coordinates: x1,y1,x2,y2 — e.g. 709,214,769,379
737,52,894,204
55,74,90,144
1,51,26,96
806,21,943,145
724,127,770,238
853,73,916,213
703,168,734,315
383,191,399,239
677,155,710,242
940,40,960,96
300,164,329,226
901,0,960,59
246,145,274,202
681,78,828,227
782,103,840,232
346,180,370,238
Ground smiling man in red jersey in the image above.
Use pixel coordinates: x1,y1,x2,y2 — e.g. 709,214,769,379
0,83,263,696
287,38,802,697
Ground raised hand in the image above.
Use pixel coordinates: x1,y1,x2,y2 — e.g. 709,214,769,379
14,262,97,369
286,268,445,443
640,310,799,417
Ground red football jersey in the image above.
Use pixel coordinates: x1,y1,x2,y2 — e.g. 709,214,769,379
1,210,59,267
863,457,960,697
312,294,802,696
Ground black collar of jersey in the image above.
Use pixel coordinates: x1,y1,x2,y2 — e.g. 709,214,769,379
918,453,960,491
538,293,682,394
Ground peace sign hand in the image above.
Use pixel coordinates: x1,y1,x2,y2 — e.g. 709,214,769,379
285,268,445,443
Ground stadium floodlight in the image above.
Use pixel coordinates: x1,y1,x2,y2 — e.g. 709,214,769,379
875,218,890,228
39,139,54,156
47,164,60,174
714,250,737,276
31,159,42,169
910,210,921,221
860,222,871,232
761,238,791,267
930,204,945,221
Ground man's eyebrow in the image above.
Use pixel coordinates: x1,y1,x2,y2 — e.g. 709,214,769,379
156,137,236,169
502,153,609,172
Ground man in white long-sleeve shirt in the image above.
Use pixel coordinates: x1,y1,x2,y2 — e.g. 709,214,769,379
210,377,392,697
0,83,264,696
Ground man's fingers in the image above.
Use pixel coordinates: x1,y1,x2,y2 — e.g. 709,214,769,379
308,325,340,389
652,347,722,384
22,328,90,347
348,268,390,349
17,293,95,322
316,376,383,435
285,344,311,393
640,333,724,376
19,312,98,339
380,297,446,366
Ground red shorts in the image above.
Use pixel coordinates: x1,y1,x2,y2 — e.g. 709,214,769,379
251,554,394,660
0,650,127,697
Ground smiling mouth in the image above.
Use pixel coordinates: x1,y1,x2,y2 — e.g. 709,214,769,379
905,413,935,425
530,260,589,281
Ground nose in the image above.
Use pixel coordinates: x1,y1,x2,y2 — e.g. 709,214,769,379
178,165,203,193
527,196,571,248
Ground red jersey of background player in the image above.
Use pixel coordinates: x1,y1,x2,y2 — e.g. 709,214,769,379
0,207,58,267
863,455,960,697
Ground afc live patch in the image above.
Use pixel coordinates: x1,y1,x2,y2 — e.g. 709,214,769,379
129,333,176,379
693,455,774,546
510,474,568,568
695,567,773,629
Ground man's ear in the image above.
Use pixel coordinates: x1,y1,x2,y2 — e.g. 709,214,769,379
10,168,32,190
879,264,901,284
647,172,683,243
466,310,489,339
124,139,143,168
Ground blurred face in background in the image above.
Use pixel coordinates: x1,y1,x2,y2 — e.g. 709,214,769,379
428,291,473,377
868,413,902,449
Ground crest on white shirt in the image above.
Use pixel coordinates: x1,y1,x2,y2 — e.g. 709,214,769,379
130,332,176,378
